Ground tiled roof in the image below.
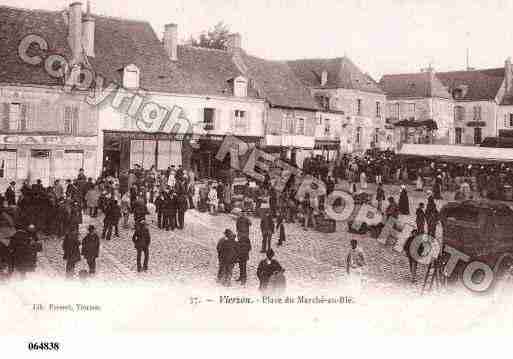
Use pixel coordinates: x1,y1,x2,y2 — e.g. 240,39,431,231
240,53,319,110
287,57,384,94
436,68,505,101
379,71,452,100
175,45,253,97
0,5,190,93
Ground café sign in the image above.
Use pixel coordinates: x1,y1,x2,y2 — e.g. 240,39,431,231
0,135,97,147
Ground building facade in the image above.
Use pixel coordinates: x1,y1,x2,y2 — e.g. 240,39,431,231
288,57,392,154
0,5,99,188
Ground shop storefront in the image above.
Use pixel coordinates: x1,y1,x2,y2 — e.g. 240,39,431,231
191,134,263,181
102,131,192,177
0,134,97,187
313,139,340,161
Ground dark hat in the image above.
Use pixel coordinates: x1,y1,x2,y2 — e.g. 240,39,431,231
224,229,234,238
9,181,15,186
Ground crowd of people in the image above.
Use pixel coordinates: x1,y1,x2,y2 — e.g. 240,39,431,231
1,147,512,290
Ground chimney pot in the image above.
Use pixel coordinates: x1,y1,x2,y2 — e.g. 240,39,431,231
68,2,83,64
506,57,512,92
163,23,178,61
82,1,95,57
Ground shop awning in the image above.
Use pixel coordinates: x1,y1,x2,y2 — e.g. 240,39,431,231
394,119,438,130
398,144,513,164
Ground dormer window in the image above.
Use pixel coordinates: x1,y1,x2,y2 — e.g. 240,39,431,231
453,85,468,99
233,76,248,97
123,64,140,89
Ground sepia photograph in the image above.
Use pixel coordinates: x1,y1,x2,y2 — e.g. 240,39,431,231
1,0,513,356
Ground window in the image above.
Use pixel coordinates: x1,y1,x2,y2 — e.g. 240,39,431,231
507,114,513,128
474,127,482,145
374,128,379,143
356,127,362,144
0,150,16,179
407,103,415,118
282,112,294,134
387,103,399,120
61,150,84,180
157,140,182,170
6,103,27,131
473,106,482,121
297,118,305,135
130,140,156,170
510,114,513,128
455,106,465,121
356,99,362,115
203,108,215,130
234,110,247,132
316,95,330,111
323,118,330,136
455,127,462,144
64,105,79,135
123,64,140,89
8,103,20,131
376,101,381,118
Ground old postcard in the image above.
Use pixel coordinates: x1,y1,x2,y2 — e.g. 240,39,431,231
1,0,513,356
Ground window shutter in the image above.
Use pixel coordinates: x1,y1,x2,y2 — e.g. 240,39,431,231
231,109,236,133
2,103,9,130
20,103,27,131
245,110,251,133
72,106,79,135
215,109,221,130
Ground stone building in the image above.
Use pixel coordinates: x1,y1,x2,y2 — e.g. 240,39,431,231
380,58,513,147
0,4,98,187
288,57,392,154
379,68,454,147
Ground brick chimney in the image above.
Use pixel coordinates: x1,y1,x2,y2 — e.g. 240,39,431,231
163,23,178,61
226,33,241,53
505,57,512,93
68,2,83,64
82,1,95,57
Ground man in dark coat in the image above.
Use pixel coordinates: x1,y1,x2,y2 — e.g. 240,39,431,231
216,229,238,287
133,197,149,225
176,193,188,229
82,225,100,275
9,225,42,277
5,181,16,206
69,200,83,232
235,214,252,285
102,199,121,241
154,192,166,229
257,248,284,291
260,213,274,253
132,220,151,272
63,229,81,277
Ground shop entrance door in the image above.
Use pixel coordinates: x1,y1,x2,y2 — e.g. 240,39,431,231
103,150,121,177
30,150,51,187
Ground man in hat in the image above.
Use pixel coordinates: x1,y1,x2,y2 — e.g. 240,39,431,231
132,220,151,272
5,181,16,206
216,229,238,286
235,212,252,285
82,225,100,275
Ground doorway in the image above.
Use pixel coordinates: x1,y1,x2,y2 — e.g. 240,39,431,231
30,150,51,186
103,150,120,177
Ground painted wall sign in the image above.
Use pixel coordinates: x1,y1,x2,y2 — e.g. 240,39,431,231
0,135,97,147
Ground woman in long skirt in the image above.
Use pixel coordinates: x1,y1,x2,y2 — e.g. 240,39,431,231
398,185,410,215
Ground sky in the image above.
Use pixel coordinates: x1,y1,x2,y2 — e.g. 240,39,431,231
4,0,513,79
